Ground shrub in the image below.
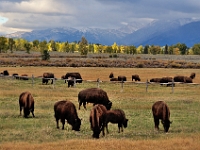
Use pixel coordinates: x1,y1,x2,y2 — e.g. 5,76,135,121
41,50,50,60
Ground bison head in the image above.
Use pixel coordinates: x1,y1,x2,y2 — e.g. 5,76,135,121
162,120,172,132
24,108,30,118
106,101,112,110
72,118,81,131
123,119,129,128
92,129,101,139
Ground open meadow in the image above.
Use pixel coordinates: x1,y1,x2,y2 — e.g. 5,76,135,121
0,67,200,150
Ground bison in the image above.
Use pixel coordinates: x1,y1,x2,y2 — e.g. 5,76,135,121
174,72,196,83
78,88,112,110
150,78,162,83
109,72,114,78
118,76,127,82
152,101,172,132
104,109,128,133
132,74,141,81
3,70,9,76
42,72,54,84
19,91,35,118
64,72,82,83
54,100,81,131
90,104,107,138
160,77,173,83
67,76,75,87
110,77,118,81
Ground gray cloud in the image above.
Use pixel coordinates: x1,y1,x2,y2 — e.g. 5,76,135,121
1,0,200,34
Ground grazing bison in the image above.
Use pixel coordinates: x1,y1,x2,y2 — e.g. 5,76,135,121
160,77,172,83
152,101,172,132
64,72,82,83
54,100,81,131
150,78,162,83
132,74,141,81
104,109,128,133
42,72,54,84
67,76,75,87
174,73,196,83
19,91,35,118
118,76,127,82
90,104,107,138
78,88,112,110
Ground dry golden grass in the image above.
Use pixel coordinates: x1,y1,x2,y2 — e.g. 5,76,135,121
1,67,200,150
1,135,200,150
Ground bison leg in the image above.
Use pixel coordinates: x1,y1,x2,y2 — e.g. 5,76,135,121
31,111,35,117
51,79,54,84
154,118,159,130
56,118,59,129
61,118,65,130
19,106,22,116
78,101,82,110
31,104,35,117
105,123,109,134
118,123,123,133
83,102,87,110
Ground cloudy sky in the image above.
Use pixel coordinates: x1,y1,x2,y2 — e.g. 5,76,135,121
0,0,200,35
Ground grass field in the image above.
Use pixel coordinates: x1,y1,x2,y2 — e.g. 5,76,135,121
0,67,200,150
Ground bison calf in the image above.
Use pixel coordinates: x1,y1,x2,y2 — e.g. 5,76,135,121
90,104,107,138
78,88,112,110
19,91,35,118
54,100,81,131
104,109,128,133
152,101,172,132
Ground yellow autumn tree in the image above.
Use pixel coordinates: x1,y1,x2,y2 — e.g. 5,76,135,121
112,42,119,53
136,45,143,54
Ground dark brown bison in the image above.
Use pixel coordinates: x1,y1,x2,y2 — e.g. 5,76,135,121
67,76,75,87
152,101,172,132
42,72,54,84
118,76,127,81
104,109,128,133
174,73,196,83
3,70,9,76
132,74,141,81
190,72,196,79
64,72,82,83
110,77,118,81
160,77,173,83
20,74,29,80
184,76,193,83
90,104,107,138
54,100,81,131
150,78,162,83
12,73,19,79
19,91,35,118
78,88,112,110
109,72,114,78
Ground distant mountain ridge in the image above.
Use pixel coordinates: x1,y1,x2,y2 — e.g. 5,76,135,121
4,18,200,47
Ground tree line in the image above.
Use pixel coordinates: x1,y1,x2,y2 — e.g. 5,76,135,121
1,36,200,57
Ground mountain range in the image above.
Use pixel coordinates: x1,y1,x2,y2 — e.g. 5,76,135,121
4,18,200,47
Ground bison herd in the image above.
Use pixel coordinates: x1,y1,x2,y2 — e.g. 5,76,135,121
18,87,172,139
4,70,196,138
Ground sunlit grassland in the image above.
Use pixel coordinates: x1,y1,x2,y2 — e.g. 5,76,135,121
0,67,200,149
